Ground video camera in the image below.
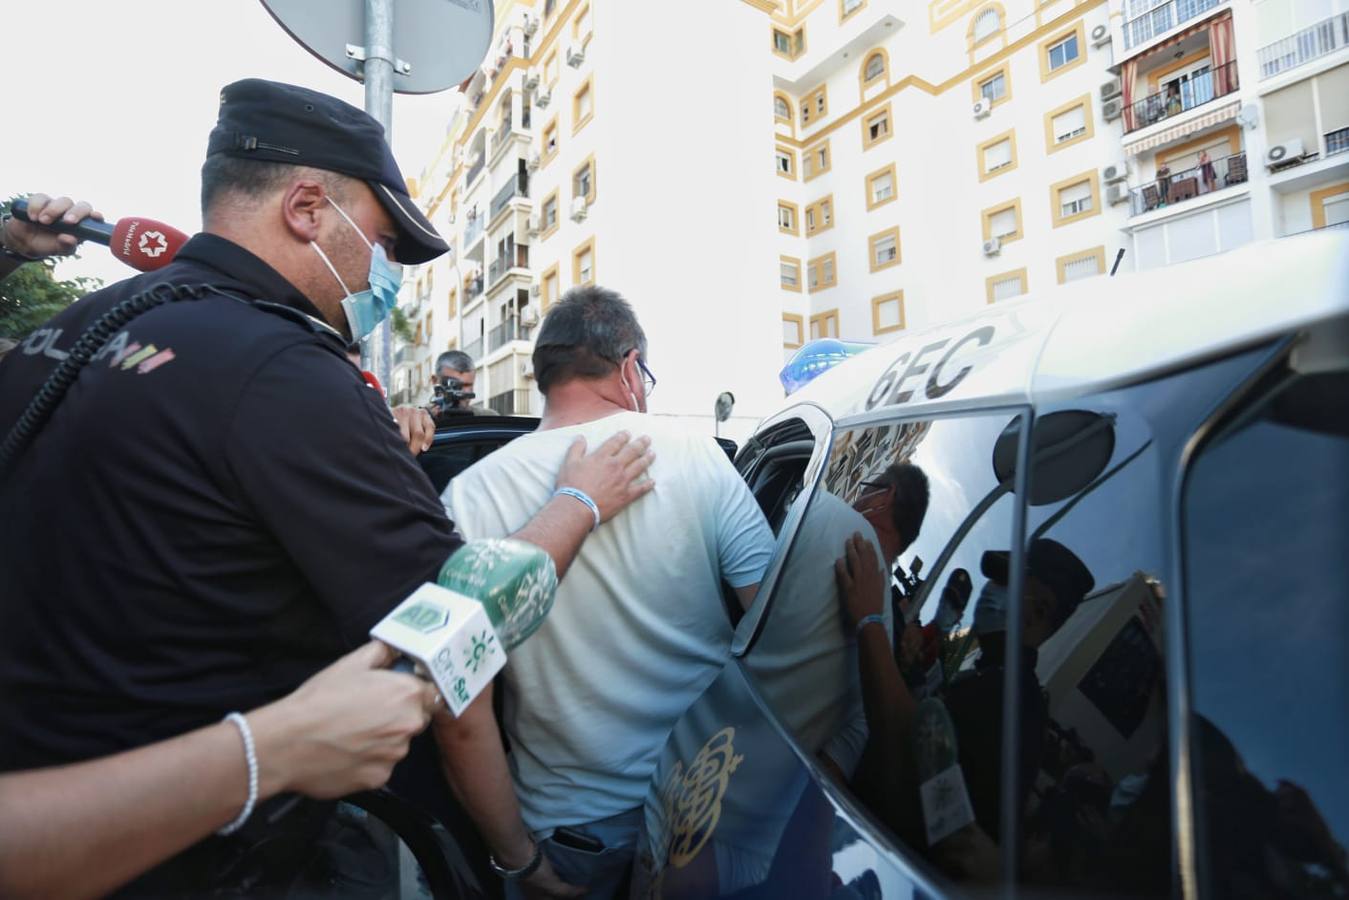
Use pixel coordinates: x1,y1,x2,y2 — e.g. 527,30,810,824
430,378,476,417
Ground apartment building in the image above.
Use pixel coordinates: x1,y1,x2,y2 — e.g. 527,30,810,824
397,0,788,440
395,0,1347,417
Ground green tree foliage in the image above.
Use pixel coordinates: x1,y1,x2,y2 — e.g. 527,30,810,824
0,199,102,340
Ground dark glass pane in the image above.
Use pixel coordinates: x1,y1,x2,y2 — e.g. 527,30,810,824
1185,370,1349,899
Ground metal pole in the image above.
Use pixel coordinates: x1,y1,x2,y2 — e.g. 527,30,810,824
363,0,395,390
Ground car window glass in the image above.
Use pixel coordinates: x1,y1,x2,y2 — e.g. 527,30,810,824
1183,368,1349,899
742,412,1026,891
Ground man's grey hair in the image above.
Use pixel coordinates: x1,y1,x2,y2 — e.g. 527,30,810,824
532,286,646,394
436,350,475,374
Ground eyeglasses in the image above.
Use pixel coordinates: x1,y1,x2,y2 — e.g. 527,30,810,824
628,351,657,396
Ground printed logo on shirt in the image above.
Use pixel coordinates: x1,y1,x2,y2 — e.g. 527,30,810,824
21,327,177,375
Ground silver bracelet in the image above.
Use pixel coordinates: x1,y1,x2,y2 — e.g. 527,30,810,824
554,487,601,532
217,712,259,836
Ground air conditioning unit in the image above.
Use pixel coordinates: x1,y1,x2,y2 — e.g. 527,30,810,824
527,214,542,236
982,237,1001,256
973,97,992,120
520,359,536,380
1100,77,1122,101
1106,183,1129,205
1266,139,1306,169
566,42,585,68
523,68,540,91
570,196,589,222
1102,97,1124,122
529,283,541,298
527,149,541,173
447,211,457,225
1102,161,1128,183
535,86,552,108
1090,23,1112,47
522,13,539,36
520,305,540,327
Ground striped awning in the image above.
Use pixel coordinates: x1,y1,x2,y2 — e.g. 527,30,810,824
1124,100,1242,156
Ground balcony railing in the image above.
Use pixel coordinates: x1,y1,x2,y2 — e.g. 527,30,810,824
1123,0,1226,49
488,389,532,416
1258,12,1349,79
487,245,529,287
490,173,529,220
465,154,486,187
1125,60,1238,133
487,318,533,352
464,276,484,305
493,124,516,155
1128,151,1248,215
463,337,484,362
464,215,485,249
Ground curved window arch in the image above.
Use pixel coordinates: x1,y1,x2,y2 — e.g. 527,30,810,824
863,52,886,83
774,93,792,122
971,5,1002,45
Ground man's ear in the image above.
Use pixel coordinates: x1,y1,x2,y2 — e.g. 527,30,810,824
280,179,329,243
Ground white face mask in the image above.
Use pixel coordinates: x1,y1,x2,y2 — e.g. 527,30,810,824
309,198,404,340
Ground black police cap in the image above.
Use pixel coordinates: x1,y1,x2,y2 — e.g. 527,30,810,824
980,538,1095,615
206,78,449,265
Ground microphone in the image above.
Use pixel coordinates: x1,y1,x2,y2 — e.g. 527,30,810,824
11,198,188,272
371,538,558,715
361,370,386,397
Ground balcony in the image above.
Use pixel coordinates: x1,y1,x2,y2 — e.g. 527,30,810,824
394,345,416,366
464,275,484,307
490,173,529,221
488,389,533,416
463,215,485,251
465,154,486,188
488,244,530,289
487,318,533,353
1123,0,1227,51
1258,12,1349,80
1128,150,1248,215
463,337,484,362
1125,61,1239,133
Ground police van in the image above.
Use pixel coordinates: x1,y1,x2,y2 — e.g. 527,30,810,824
621,230,1349,900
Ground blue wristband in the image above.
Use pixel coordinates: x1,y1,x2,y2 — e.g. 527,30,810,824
555,487,601,532
855,613,885,640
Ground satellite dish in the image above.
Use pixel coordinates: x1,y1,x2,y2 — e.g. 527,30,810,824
260,0,495,94
714,392,736,423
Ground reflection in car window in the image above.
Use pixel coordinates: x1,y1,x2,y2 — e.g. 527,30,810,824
742,412,1025,892
1184,370,1349,899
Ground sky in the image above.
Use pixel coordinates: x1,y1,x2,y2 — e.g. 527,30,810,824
5,1,465,287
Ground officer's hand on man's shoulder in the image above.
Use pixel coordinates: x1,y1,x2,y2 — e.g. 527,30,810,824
391,405,436,456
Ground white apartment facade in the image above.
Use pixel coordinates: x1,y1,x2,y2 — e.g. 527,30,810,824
393,0,1347,420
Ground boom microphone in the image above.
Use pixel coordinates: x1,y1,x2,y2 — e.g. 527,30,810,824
11,198,188,272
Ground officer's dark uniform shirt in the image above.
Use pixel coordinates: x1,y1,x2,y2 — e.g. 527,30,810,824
0,234,463,771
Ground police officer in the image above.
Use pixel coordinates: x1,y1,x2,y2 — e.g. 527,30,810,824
0,79,651,896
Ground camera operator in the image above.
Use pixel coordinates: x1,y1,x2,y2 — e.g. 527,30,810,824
429,349,486,422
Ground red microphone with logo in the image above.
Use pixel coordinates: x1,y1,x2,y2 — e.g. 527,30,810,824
11,198,188,272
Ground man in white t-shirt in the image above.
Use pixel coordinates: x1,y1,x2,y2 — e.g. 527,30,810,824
438,286,776,898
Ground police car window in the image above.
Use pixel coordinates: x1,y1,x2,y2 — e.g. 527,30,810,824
1183,368,1349,899
742,411,1026,891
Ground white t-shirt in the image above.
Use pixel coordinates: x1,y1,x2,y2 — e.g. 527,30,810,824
442,411,775,832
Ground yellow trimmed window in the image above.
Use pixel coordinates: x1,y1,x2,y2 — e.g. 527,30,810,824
862,104,892,149
783,313,805,348
776,146,797,179
804,195,835,236
778,200,800,235
541,264,560,310
986,268,1028,303
866,164,897,209
803,141,831,181
780,255,803,292
772,26,806,60
541,191,560,237
572,77,594,134
573,157,596,205
979,131,1016,179
807,252,838,292
810,309,840,339
572,239,595,286
802,85,828,127
982,199,1023,244
869,227,901,271
1057,246,1106,283
872,291,905,334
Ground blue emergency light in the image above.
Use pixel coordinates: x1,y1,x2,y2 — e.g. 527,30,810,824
779,338,874,395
